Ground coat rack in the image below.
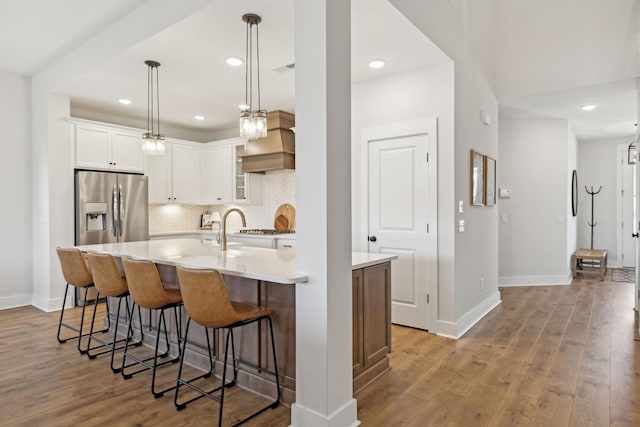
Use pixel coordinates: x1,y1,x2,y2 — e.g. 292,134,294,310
585,185,602,250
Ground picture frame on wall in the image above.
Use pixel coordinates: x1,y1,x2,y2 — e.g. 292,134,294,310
484,155,496,206
470,149,484,205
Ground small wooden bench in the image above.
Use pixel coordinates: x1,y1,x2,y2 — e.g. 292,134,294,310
571,249,607,281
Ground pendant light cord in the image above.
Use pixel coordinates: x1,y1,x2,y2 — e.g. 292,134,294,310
256,22,261,111
155,65,160,135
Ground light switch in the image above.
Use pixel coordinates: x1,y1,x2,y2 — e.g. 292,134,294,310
458,220,465,232
458,200,464,214
501,214,508,223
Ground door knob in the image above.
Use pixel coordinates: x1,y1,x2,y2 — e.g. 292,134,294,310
368,236,377,242
633,233,639,238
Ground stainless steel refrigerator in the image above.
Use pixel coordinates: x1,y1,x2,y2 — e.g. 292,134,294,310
75,170,149,303
75,170,149,245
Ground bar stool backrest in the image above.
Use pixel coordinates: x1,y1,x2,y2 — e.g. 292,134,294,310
176,267,241,329
87,252,129,297
56,247,92,287
121,257,173,309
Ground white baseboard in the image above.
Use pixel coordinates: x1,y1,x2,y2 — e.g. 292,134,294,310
434,291,501,339
499,272,572,287
31,296,67,313
290,398,360,427
0,294,33,311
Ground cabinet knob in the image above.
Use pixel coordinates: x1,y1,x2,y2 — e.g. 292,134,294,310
217,197,222,201
368,236,377,242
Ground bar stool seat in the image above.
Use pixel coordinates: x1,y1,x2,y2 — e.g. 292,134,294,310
120,257,184,398
174,266,280,427
86,252,143,372
56,247,107,354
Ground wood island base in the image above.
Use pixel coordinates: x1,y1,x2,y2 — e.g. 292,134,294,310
106,260,392,405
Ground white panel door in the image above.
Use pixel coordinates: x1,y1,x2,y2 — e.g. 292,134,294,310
366,118,437,330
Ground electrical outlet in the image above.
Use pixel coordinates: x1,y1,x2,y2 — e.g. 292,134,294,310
480,278,485,291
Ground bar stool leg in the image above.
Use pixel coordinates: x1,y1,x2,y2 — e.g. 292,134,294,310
56,283,72,344
174,322,221,410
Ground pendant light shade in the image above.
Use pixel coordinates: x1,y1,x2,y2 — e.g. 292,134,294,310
239,14,267,140
142,60,166,155
629,140,637,165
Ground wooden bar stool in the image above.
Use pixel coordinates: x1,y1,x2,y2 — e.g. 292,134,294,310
174,266,280,427
56,247,107,354
120,257,184,398
86,252,143,372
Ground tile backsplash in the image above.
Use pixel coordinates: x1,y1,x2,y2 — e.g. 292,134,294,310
149,204,207,232
149,170,296,233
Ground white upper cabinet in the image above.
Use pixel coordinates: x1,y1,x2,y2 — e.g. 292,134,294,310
201,143,233,205
200,138,263,206
111,131,144,172
172,142,201,204
146,140,201,205
145,142,172,204
74,122,144,173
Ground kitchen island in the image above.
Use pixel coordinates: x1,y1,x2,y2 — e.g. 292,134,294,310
76,238,395,403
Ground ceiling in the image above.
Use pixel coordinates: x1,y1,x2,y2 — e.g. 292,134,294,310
500,79,638,141
0,0,636,141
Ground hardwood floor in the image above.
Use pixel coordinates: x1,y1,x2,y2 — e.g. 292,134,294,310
1,273,639,426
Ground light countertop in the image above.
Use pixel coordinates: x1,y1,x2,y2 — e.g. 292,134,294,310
76,238,396,285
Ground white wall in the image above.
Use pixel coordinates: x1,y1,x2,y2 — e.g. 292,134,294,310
393,0,501,337
351,63,454,248
0,70,32,309
499,119,574,285
577,136,630,262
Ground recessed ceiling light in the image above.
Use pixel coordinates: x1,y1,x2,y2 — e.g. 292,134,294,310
581,104,597,111
368,59,385,69
118,98,132,105
194,115,205,121
226,57,244,66
238,104,249,110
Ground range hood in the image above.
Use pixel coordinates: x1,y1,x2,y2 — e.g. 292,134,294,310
240,110,295,173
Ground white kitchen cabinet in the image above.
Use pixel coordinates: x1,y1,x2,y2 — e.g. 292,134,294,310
172,143,201,204
201,143,232,205
146,140,201,204
74,122,144,173
146,142,172,203
232,140,263,205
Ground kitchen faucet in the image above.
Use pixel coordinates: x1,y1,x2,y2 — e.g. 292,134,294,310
221,208,246,250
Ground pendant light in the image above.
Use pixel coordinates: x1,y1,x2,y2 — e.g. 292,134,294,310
141,60,166,155
239,14,267,140
628,140,637,164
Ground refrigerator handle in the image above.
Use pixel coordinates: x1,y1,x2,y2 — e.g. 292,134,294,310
119,184,124,237
112,184,118,238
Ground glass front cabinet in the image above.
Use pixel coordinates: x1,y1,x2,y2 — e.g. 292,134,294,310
232,139,263,205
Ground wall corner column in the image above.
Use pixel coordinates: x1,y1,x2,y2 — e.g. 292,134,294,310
292,0,358,426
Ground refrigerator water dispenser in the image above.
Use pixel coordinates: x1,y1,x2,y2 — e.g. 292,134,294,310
85,202,107,231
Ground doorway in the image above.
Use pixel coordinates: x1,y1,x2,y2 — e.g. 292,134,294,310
362,118,438,330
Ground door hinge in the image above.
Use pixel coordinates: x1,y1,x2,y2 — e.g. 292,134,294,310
426,152,429,162
427,294,430,304
427,223,429,233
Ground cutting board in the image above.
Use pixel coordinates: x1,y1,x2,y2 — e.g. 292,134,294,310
274,204,295,230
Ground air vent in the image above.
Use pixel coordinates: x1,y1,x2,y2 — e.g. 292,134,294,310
273,63,295,73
